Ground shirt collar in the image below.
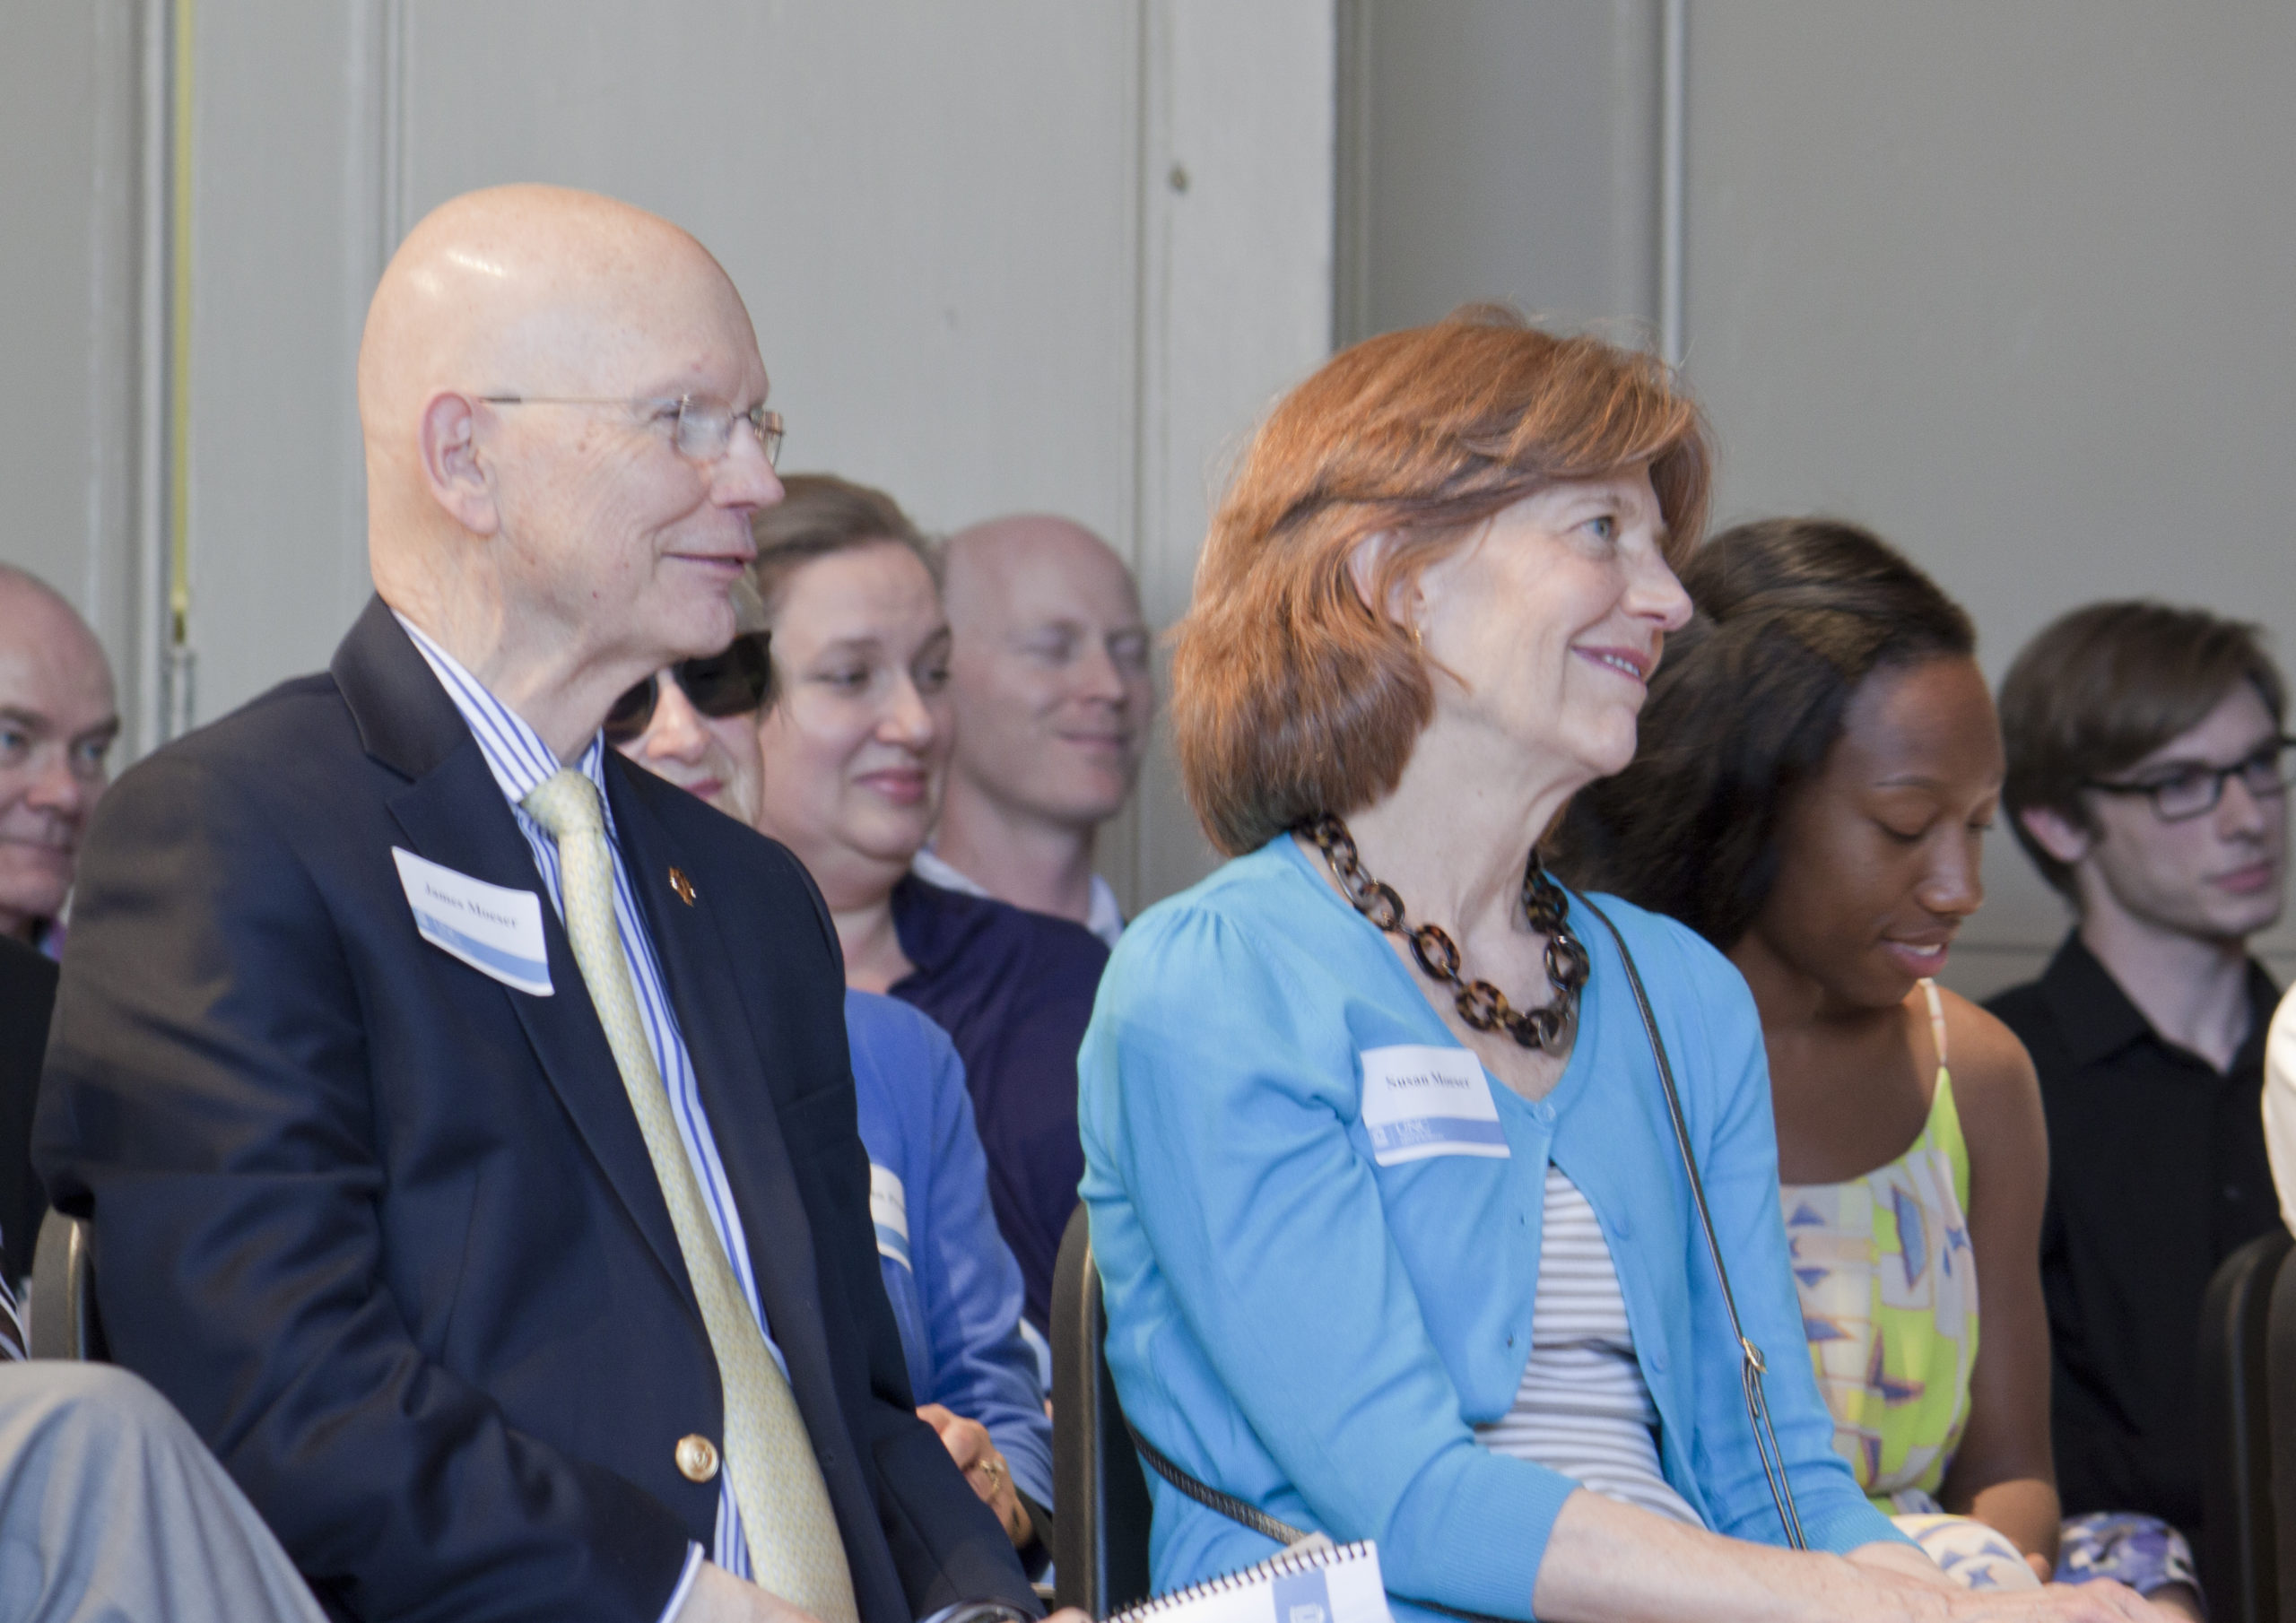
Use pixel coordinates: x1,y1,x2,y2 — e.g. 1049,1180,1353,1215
2039,928,2281,1072
391,611,609,817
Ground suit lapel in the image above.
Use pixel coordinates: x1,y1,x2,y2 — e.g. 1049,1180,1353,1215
337,600,695,1314
604,764,869,1477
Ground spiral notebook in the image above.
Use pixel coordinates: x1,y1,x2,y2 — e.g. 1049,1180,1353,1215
1106,1539,1392,1623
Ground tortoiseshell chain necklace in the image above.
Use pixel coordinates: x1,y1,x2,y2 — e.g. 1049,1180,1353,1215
1303,812,1590,1051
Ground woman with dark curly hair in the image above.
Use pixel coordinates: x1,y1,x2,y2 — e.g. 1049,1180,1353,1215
1562,518,2196,1615
1077,311,2158,1623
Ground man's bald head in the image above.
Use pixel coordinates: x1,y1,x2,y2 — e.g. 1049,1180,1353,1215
360,186,749,451
0,564,119,942
940,514,1151,832
356,185,782,759
944,515,1138,628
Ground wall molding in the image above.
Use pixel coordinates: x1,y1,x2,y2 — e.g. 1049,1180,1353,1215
129,0,170,758
1657,0,1686,368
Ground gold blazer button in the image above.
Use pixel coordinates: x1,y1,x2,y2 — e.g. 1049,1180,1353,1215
675,1434,720,1483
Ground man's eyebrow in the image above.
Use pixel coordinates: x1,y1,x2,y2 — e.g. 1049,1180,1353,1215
0,706,49,731
2130,737,2283,772
70,715,122,742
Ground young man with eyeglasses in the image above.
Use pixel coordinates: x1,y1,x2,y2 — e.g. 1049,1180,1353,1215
1987,600,2289,1562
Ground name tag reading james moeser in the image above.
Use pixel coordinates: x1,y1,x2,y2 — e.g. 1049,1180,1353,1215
392,846,553,997
1358,1044,1509,1166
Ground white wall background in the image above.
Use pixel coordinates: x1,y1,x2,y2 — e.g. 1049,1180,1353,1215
0,0,155,749
1680,3,2296,994
10,2,2295,957
2,0,1334,911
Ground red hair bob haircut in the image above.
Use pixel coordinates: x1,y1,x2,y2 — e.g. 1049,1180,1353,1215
1170,306,1712,856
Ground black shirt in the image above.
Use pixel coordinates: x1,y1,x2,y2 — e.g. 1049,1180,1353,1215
1986,933,2283,1538
888,874,1110,1332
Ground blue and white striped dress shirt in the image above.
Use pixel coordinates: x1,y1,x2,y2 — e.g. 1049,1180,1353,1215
396,613,774,1613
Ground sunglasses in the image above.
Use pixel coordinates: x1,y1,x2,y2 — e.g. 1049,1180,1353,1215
604,631,773,744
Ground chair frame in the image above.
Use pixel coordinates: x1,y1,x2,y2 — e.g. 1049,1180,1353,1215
2199,1224,2290,1623
27,1208,106,1362
1051,1204,1154,1616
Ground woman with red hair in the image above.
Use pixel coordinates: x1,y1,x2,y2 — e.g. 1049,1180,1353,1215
1075,309,2158,1622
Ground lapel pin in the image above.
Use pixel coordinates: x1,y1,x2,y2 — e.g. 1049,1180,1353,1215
668,866,696,906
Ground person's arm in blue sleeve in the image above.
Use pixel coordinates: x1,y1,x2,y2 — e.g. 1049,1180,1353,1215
1667,934,1908,1555
911,1021,1056,1514
1087,908,1582,1619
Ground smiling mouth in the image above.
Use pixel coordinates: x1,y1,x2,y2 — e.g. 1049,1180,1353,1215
1883,938,1952,970
859,770,927,803
1577,647,1649,682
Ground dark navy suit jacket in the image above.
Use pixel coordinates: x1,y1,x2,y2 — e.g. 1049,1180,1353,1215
34,600,1033,1623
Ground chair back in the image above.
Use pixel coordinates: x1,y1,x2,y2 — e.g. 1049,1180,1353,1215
2200,1225,2291,1623
1052,1203,1154,1616
27,1208,106,1361
2263,1230,2296,1623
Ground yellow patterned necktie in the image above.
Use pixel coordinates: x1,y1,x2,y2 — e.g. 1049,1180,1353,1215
522,768,860,1623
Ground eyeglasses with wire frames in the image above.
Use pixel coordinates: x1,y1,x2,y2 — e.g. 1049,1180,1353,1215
2082,734,2296,822
480,393,784,466
604,632,773,745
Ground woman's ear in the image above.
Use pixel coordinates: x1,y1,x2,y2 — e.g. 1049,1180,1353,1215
1344,530,1420,634
2017,803,2093,867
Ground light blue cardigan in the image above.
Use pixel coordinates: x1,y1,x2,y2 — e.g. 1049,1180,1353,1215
1077,838,1901,1621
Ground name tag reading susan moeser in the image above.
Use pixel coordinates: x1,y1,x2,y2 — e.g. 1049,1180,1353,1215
1356,1045,1509,1167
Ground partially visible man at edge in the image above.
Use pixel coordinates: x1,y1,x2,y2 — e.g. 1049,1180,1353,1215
917,515,1150,947
0,564,117,1282
1986,601,2288,1558
0,564,119,959
36,185,1044,1623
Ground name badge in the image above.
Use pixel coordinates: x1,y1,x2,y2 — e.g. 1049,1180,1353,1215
869,1164,912,1270
1359,1044,1509,1165
391,847,552,997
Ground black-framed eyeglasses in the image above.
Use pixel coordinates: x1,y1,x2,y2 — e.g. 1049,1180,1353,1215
2083,735,2296,822
604,632,772,744
480,394,784,466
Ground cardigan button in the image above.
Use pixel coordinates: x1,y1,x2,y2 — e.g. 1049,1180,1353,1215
676,1434,721,1483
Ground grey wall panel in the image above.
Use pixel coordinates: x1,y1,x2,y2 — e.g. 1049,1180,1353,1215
180,2,378,732
395,1,1140,562
0,5,103,603
1340,0,1659,343
19,2,1335,911
1680,2,2296,991
0,0,150,751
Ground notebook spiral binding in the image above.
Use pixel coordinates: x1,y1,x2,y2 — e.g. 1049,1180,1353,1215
1105,1540,1374,1623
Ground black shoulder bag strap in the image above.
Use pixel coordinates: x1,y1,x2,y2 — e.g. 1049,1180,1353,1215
1123,894,1805,1616
1574,895,1807,1551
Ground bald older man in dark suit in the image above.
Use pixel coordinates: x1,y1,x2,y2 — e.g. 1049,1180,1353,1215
38,186,1048,1623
